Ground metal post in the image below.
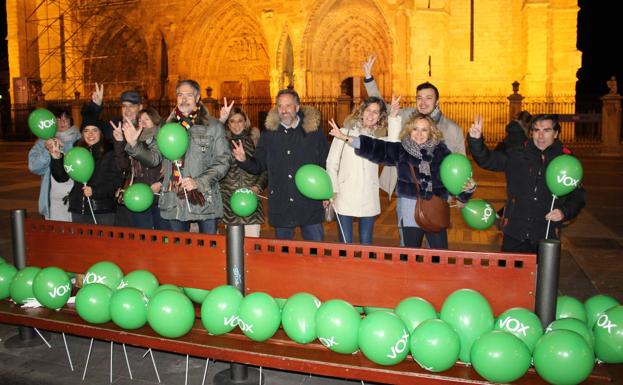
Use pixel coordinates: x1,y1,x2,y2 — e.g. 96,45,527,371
214,225,262,385
535,239,561,328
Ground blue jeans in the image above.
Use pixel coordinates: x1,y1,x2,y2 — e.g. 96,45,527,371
132,206,171,230
401,226,448,249
168,218,218,234
336,214,375,244
274,223,324,241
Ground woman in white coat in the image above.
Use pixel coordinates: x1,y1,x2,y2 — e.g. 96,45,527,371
327,96,400,244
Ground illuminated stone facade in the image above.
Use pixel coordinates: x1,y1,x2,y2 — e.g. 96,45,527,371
6,0,580,101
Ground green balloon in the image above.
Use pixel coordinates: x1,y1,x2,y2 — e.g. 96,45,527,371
354,306,365,314
156,123,189,161
147,290,195,338
461,199,496,230
281,293,321,344
440,153,473,195
556,295,587,323
533,330,595,385
0,263,18,299
358,311,410,366
75,283,113,324
294,164,333,200
585,294,619,329
120,270,159,298
494,307,543,352
63,147,95,184
237,292,281,342
315,299,361,354
230,188,258,217
471,330,532,383
395,296,438,333
9,266,41,304
547,318,594,348
200,285,243,335
124,183,154,213
183,287,210,304
275,298,287,309
28,108,57,140
83,261,123,290
0,256,6,264
440,288,494,363
410,319,460,372
363,306,391,314
32,266,72,309
593,305,623,363
152,284,183,297
545,154,583,197
109,287,149,330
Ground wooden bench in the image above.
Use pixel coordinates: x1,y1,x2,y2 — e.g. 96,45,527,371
0,217,614,384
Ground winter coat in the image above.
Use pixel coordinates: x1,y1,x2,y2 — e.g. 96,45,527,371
468,136,586,243
220,128,268,225
28,127,81,219
114,134,162,206
363,77,466,154
326,116,401,217
126,105,230,221
239,106,329,228
495,120,528,153
50,140,122,215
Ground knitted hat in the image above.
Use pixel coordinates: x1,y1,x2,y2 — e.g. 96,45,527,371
80,116,106,133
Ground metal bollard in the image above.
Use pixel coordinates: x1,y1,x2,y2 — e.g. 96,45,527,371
535,239,561,328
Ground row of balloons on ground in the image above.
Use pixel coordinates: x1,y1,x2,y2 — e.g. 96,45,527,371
1,258,620,385
29,108,584,229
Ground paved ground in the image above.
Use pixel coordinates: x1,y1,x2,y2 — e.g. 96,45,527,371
0,140,621,384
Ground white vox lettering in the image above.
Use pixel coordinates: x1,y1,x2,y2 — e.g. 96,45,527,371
557,174,578,187
82,272,106,285
238,319,254,333
387,329,410,359
498,316,530,336
314,299,321,308
49,283,71,298
481,206,493,222
223,315,239,327
319,336,338,348
117,280,128,289
38,119,55,129
596,314,617,334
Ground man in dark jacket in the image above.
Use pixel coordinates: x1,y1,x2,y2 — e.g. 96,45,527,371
232,88,329,241
468,114,585,253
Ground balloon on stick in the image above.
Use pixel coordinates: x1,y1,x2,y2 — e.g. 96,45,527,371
183,287,210,304
75,283,113,324
440,153,473,195
585,294,619,329
147,289,195,338
315,299,360,354
533,330,595,385
28,108,57,139
230,188,258,217
9,266,41,304
470,330,532,383
544,154,583,238
410,319,460,372
494,307,543,353
124,183,154,213
461,199,496,230
156,123,189,161
200,285,243,335
119,270,159,298
295,164,333,200
358,311,410,366
394,296,437,333
83,261,123,290
109,287,149,330
556,295,587,324
32,266,72,310
0,264,18,300
63,147,95,184
593,305,623,363
237,292,281,342
281,292,321,344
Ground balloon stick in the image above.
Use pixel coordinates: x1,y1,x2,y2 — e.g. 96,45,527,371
62,333,74,371
82,338,93,381
333,200,347,243
123,344,133,380
143,348,161,383
175,162,192,213
201,359,210,385
184,354,189,385
34,328,52,348
545,194,556,239
84,183,98,225
110,341,113,384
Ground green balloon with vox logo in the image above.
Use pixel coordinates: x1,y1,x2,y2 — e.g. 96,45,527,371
83,261,123,290
585,294,619,329
237,292,281,342
119,269,159,298
200,285,243,335
593,305,623,363
230,188,259,217
461,199,496,230
63,147,95,184
32,266,72,309
494,307,543,352
281,292,321,344
545,154,583,197
315,299,361,354
28,108,57,139
358,311,410,366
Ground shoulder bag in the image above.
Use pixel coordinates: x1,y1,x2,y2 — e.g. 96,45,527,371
408,164,450,233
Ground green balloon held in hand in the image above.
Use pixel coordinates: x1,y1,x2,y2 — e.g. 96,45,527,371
9,266,41,304
470,330,532,383
0,263,18,300
358,311,410,366
28,108,57,140
556,295,587,323
533,330,595,385
230,188,258,217
440,153,473,195
545,154,583,197
593,305,623,363
494,307,543,353
410,319,460,372
156,123,189,161
183,287,210,304
315,299,361,354
585,294,619,329
120,270,159,298
83,261,123,290
109,287,149,330
295,164,333,200
124,183,154,213
147,290,195,338
237,292,281,342
63,147,95,184
32,266,72,310
200,285,243,335
75,283,113,324
395,297,438,333
461,199,496,230
281,292,321,344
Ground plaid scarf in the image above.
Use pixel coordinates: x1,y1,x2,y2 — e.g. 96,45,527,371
401,136,439,194
169,106,198,184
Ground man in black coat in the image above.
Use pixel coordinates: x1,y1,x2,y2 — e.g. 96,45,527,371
467,114,585,253
232,89,329,241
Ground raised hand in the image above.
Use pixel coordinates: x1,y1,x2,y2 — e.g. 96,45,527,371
468,115,483,139
328,119,346,140
390,94,401,118
46,138,62,159
122,117,143,147
219,97,235,123
111,121,123,142
92,82,104,106
362,55,377,79
231,139,246,162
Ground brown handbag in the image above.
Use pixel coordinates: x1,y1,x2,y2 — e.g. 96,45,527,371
409,164,450,233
